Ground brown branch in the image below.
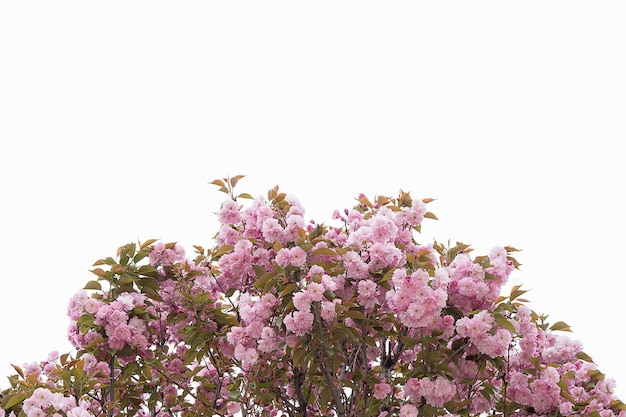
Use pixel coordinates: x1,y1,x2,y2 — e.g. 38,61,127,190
312,302,346,417
293,366,308,417
108,355,115,417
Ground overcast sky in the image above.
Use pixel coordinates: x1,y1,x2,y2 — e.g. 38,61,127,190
1,1,625,399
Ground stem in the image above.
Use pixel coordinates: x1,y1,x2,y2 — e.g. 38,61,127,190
293,366,308,417
360,319,370,415
503,345,511,417
108,355,115,417
312,302,346,417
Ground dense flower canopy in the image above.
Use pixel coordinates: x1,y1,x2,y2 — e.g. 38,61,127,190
1,176,624,417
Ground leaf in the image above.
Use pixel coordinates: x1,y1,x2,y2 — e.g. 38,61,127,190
495,295,508,304
319,385,332,412
254,271,277,290
312,247,337,256
611,400,626,411
344,309,368,321
118,274,136,285
549,321,572,332
292,344,307,368
2,392,28,409
357,196,373,208
280,283,299,297
589,369,605,380
252,265,267,278
140,238,158,249
210,179,225,187
90,268,108,278
557,379,575,403
509,285,528,301
237,192,254,199
83,280,102,290
576,351,594,363
424,211,438,220
10,364,24,378
230,175,245,188
493,312,516,333
214,244,234,257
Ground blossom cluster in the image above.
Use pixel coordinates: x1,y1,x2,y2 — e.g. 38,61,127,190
2,179,623,417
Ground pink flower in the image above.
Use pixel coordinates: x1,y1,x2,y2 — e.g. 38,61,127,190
284,310,314,336
29,387,53,409
321,274,338,292
321,299,340,322
293,291,312,311
289,246,307,266
115,293,135,311
242,348,259,370
306,282,325,302
258,327,278,353
46,350,60,362
226,401,241,415
262,218,283,243
275,248,292,267
218,199,242,225
23,362,41,378
370,215,398,243
342,251,370,280
403,201,426,227
399,404,419,417
66,407,94,417
276,247,307,267
373,382,392,400
358,279,379,310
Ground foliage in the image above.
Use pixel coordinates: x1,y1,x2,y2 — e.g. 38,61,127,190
2,176,624,417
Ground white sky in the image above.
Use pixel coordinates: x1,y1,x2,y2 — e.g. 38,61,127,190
1,0,625,400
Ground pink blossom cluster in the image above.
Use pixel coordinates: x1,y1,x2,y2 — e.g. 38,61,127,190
19,387,94,417
446,253,500,313
148,242,186,276
5,352,110,417
386,268,448,329
3,182,624,417
226,292,282,369
67,290,150,355
403,376,456,408
456,310,512,357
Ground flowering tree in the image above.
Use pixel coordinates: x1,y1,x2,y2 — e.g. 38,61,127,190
2,176,624,417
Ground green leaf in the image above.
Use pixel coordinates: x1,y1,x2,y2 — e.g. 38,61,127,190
493,312,516,333
549,321,572,332
118,274,136,285
292,344,307,368
589,370,605,380
344,309,368,321
252,265,267,278
611,400,626,411
254,271,277,290
279,283,299,297
83,280,102,290
2,392,28,409
424,211,438,220
214,244,234,257
509,285,528,301
312,247,338,256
